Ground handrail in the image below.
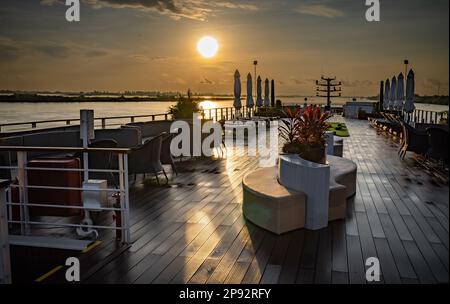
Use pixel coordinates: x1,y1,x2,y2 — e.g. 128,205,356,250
0,113,171,128
0,146,131,153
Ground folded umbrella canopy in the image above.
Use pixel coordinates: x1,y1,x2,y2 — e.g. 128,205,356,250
264,78,270,106
389,76,397,110
233,69,242,109
246,73,254,108
395,73,404,110
404,69,415,113
383,78,390,110
256,76,263,107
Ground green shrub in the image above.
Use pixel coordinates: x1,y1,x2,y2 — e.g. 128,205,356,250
169,89,200,119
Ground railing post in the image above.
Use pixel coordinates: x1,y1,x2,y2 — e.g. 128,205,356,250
164,114,168,121
17,151,29,235
101,118,106,129
66,120,71,125
0,180,11,284
152,115,155,121
130,117,135,123
215,109,218,122
226,108,229,120
31,122,36,129
118,153,130,244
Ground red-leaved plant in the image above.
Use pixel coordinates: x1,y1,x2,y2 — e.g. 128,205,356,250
279,105,331,163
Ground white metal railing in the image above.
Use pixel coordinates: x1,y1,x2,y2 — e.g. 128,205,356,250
0,146,131,283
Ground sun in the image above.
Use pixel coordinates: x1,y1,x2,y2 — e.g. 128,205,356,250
197,36,219,58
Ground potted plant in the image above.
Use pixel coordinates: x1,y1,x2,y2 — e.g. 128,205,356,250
169,89,200,119
277,105,332,230
279,105,331,164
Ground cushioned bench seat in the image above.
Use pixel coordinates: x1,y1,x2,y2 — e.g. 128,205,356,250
242,155,357,234
243,167,306,235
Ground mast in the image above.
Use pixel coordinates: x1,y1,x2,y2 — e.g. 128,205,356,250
316,76,342,110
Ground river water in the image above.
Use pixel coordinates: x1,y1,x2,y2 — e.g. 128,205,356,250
0,97,447,130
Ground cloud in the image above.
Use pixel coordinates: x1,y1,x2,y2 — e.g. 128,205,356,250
422,78,448,89
290,78,305,85
40,0,61,5
289,77,315,85
199,77,214,84
85,50,108,57
72,0,258,21
128,54,168,62
35,44,70,58
0,38,21,62
296,4,344,18
341,79,375,87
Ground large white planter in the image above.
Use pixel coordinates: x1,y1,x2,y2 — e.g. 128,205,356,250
278,155,330,230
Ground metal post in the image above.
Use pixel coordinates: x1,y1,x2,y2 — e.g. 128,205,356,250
101,118,106,129
80,110,94,182
118,154,130,244
0,180,11,284
17,151,29,235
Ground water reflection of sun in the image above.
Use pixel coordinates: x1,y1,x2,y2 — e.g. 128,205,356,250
199,100,217,110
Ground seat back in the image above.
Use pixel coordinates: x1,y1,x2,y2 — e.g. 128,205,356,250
95,128,141,148
88,139,119,185
426,128,449,162
160,133,173,164
145,134,164,167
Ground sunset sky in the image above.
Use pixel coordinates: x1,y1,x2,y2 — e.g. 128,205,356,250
0,0,448,96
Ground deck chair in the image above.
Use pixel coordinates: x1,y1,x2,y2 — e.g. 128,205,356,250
160,132,178,175
129,134,168,185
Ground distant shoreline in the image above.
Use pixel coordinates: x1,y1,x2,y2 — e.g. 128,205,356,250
0,95,233,103
0,94,448,106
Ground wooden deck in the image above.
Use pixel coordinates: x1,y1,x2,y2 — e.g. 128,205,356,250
11,119,449,284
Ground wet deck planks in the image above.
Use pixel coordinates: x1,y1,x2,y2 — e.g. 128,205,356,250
13,119,449,284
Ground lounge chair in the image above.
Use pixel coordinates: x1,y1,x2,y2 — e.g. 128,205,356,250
399,122,428,159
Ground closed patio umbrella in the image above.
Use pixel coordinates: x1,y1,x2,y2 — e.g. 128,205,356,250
256,76,263,107
404,69,415,113
246,73,254,108
233,69,241,109
389,76,397,110
383,78,390,110
395,73,404,110
264,78,270,106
